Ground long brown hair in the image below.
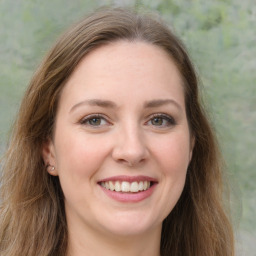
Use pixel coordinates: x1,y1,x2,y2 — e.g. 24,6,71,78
0,7,234,256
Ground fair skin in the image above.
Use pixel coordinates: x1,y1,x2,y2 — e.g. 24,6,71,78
43,41,194,256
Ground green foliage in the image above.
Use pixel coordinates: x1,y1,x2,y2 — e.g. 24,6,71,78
0,0,255,253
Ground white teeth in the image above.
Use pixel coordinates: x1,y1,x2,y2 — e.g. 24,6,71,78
121,181,130,192
143,181,148,190
109,181,115,191
130,181,139,192
138,181,144,191
100,181,151,192
115,181,121,192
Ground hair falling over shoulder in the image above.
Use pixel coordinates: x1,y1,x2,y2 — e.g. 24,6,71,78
0,7,234,256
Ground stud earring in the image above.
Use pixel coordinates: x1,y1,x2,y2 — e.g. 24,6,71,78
46,164,55,172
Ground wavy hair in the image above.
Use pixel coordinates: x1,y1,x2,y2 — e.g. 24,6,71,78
0,7,234,256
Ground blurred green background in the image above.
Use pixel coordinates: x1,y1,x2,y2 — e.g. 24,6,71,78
0,0,255,254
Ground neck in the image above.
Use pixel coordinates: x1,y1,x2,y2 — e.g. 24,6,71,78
66,222,162,256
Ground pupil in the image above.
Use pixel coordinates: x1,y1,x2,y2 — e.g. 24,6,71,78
153,117,163,125
89,118,101,125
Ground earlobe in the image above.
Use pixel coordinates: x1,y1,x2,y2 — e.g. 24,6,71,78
46,164,58,176
42,139,58,176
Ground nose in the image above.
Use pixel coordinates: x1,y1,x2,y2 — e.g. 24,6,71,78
112,125,149,167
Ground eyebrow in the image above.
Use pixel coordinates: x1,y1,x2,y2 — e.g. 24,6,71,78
70,99,117,113
70,98,182,113
144,99,182,111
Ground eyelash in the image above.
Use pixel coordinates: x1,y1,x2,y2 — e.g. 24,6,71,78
146,113,176,128
79,113,176,128
80,114,110,127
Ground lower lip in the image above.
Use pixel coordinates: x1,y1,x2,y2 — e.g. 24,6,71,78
99,184,157,203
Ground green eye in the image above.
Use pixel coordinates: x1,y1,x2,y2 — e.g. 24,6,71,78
80,115,108,127
148,114,176,127
88,117,102,126
151,117,164,126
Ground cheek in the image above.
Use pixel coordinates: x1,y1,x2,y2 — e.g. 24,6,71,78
53,132,112,208
147,133,190,219
154,133,191,174
54,131,110,179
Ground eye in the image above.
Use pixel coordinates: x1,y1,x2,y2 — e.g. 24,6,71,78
80,114,109,127
147,114,176,128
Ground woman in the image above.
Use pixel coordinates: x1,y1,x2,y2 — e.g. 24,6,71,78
0,7,234,256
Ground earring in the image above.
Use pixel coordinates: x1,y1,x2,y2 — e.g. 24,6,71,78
46,164,55,172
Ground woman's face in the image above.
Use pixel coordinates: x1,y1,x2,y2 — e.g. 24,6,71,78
43,41,194,238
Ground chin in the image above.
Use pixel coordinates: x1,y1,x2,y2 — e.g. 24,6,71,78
98,211,162,238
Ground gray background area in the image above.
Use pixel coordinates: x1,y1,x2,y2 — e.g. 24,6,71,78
0,0,255,254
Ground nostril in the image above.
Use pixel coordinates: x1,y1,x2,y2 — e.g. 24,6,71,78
115,156,146,167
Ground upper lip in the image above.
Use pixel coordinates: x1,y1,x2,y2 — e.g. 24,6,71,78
98,175,158,183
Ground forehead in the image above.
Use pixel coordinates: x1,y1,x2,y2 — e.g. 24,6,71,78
59,41,184,109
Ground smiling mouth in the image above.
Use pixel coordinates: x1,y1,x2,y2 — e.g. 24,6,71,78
100,181,153,193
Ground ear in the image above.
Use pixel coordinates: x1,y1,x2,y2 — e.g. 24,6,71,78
42,139,58,176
